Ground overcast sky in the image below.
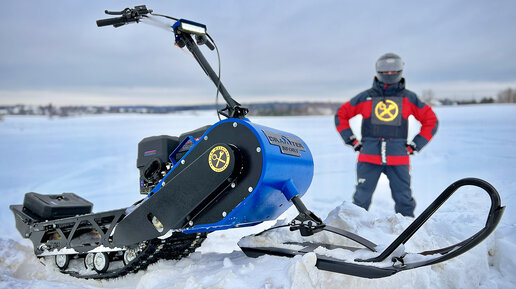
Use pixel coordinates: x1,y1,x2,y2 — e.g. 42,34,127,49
1,0,515,106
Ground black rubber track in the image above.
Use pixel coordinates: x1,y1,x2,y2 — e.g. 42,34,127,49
57,232,207,279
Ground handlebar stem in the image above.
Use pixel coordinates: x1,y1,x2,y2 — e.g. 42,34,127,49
177,32,248,119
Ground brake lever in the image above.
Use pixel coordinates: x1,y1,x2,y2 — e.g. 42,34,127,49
105,6,151,18
104,8,129,16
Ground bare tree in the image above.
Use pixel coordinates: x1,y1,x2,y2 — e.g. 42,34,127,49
421,89,435,105
497,88,516,103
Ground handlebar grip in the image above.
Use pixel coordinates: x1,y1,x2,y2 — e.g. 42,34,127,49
205,40,215,51
96,17,126,27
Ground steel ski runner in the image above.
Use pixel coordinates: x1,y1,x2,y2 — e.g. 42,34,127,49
10,5,504,279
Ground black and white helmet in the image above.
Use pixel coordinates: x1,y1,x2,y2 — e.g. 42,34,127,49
376,53,404,84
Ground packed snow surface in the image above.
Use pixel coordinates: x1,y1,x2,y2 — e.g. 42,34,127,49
1,104,515,289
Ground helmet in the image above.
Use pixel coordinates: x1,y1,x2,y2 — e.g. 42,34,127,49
376,53,404,84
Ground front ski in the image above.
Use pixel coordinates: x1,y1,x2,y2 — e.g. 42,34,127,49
239,178,505,278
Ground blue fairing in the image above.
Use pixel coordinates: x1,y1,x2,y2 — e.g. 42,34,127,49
176,118,314,233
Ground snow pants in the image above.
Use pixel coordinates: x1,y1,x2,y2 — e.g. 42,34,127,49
352,162,415,217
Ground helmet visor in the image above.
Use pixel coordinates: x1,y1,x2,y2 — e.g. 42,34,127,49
376,71,403,84
376,57,404,72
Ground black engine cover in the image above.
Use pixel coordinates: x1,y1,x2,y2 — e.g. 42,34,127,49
137,135,180,193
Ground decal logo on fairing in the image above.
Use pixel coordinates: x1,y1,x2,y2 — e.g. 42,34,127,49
209,146,230,172
262,130,306,157
374,100,399,122
144,149,157,157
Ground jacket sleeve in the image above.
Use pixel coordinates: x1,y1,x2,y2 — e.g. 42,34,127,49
334,94,366,145
409,96,438,151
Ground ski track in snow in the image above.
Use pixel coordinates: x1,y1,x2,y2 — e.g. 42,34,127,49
0,105,515,289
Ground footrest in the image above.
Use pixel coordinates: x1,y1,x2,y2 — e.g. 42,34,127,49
23,192,93,220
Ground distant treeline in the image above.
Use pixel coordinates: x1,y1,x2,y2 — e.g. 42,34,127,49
1,88,515,118
0,102,341,117
421,88,516,106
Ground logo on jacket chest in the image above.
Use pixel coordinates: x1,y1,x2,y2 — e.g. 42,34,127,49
372,97,402,126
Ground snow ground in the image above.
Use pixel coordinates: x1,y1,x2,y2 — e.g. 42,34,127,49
0,104,515,289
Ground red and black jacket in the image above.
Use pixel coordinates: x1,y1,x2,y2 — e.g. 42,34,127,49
335,78,438,166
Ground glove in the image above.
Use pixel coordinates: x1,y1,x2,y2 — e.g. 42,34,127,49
406,143,416,155
351,139,362,152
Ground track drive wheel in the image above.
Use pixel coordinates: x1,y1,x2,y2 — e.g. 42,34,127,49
84,253,95,270
123,248,139,265
93,252,110,273
55,254,70,270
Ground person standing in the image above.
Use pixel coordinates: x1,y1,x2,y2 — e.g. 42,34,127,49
334,53,438,217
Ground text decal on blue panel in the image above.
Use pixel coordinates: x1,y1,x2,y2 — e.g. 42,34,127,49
262,130,306,157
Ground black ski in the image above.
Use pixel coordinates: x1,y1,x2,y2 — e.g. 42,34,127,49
240,178,505,278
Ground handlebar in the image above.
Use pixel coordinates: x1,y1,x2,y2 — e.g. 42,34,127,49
96,6,249,119
96,5,151,28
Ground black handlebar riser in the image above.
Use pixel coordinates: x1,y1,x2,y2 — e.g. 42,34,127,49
96,17,126,27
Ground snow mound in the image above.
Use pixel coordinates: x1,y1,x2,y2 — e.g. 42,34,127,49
0,238,97,289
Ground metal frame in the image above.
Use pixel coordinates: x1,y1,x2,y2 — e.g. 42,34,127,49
10,206,126,255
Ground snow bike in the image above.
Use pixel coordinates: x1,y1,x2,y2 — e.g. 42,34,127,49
10,5,504,279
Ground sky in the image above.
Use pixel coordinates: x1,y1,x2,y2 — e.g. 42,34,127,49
1,0,516,106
